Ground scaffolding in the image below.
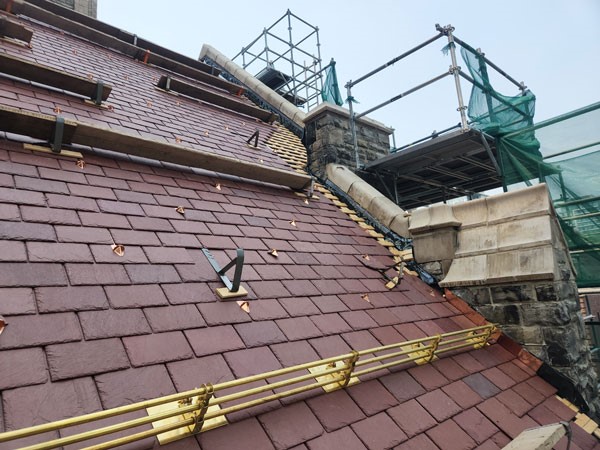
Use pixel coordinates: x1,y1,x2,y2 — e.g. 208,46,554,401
232,9,329,111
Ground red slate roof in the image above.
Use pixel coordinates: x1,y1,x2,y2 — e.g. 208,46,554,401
0,5,598,450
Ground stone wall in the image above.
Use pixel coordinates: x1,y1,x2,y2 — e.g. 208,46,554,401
303,103,392,178
411,184,598,413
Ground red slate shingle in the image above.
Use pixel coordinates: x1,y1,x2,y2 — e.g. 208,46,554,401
95,365,176,409
426,419,476,450
168,354,235,391
66,263,130,285
417,389,462,422
35,285,108,312
0,221,56,241
248,299,289,321
3,378,101,429
78,212,131,229
79,309,151,339
198,302,252,326
0,241,26,261
442,380,483,410
351,412,407,450
454,407,499,444
307,389,366,432
125,264,181,284
408,364,449,391
0,312,81,349
277,316,322,341
46,339,130,380
280,296,321,317
476,397,539,439
310,313,353,335
234,321,287,347
225,346,282,378
144,304,205,332
395,434,440,450
346,379,398,416
463,373,501,399
185,325,245,357
198,417,275,450
388,399,437,438
0,287,36,315
259,402,324,450
0,348,48,390
306,426,366,450
105,284,168,308
89,244,149,263
161,282,218,304
123,331,193,366
380,371,426,403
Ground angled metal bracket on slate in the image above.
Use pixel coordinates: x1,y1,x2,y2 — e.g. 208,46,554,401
201,247,248,299
246,129,259,148
94,80,105,105
50,115,65,153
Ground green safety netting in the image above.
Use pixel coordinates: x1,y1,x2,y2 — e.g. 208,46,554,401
461,42,600,287
321,62,343,106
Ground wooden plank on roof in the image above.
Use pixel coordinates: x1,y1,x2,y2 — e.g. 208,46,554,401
501,423,566,450
0,53,112,102
0,104,312,190
0,15,33,43
157,76,272,123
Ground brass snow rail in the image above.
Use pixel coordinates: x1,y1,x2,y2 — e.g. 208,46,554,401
0,324,495,449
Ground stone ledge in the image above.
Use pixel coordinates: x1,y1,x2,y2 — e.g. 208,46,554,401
304,102,392,135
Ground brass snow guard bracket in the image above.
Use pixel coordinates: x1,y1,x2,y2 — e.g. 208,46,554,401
0,324,495,449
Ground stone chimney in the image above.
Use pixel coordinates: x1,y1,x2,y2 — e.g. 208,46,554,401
303,103,392,179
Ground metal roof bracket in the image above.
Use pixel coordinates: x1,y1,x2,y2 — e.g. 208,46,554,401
93,80,104,105
201,247,248,299
50,115,64,153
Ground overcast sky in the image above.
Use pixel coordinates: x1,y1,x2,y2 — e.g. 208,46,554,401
98,1,600,146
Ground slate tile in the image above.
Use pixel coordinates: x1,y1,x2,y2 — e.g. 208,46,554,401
0,287,36,315
279,297,320,318
249,280,291,299
110,229,161,246
453,352,486,373
306,427,366,450
234,321,287,347
162,282,217,304
426,419,476,450
417,389,462,422
312,295,347,313
0,203,20,221
259,402,324,450
0,187,45,206
55,226,112,244
15,175,67,194
248,299,289,321
340,311,378,331
309,335,352,359
463,373,501,399
380,371,426,403
512,380,546,406
0,348,48,390
47,339,130,380
3,378,101,430
0,220,55,241
225,346,282,378
46,193,98,211
125,264,181,283
198,302,251,326
0,241,26,261
283,280,322,297
66,263,130,285
143,246,193,264
442,380,483,410
388,398,437,438
307,389,366,432
79,212,131,229
185,325,245,357
0,312,81,350
310,313,352,335
198,417,275,450
476,397,539,439
497,361,530,383
105,284,168,308
482,367,515,390
95,365,176,409
156,232,201,248
277,316,322,341
27,242,93,263
39,167,86,184
526,376,557,397
432,357,469,381
68,183,116,200
312,279,344,295
168,354,234,391
346,379,398,417
351,412,407,450
79,309,151,339
144,304,205,332
394,434,440,450
90,244,149,263
270,341,321,368
35,285,108,312
535,396,576,421
408,364,448,390
454,408,500,444
123,331,193,367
